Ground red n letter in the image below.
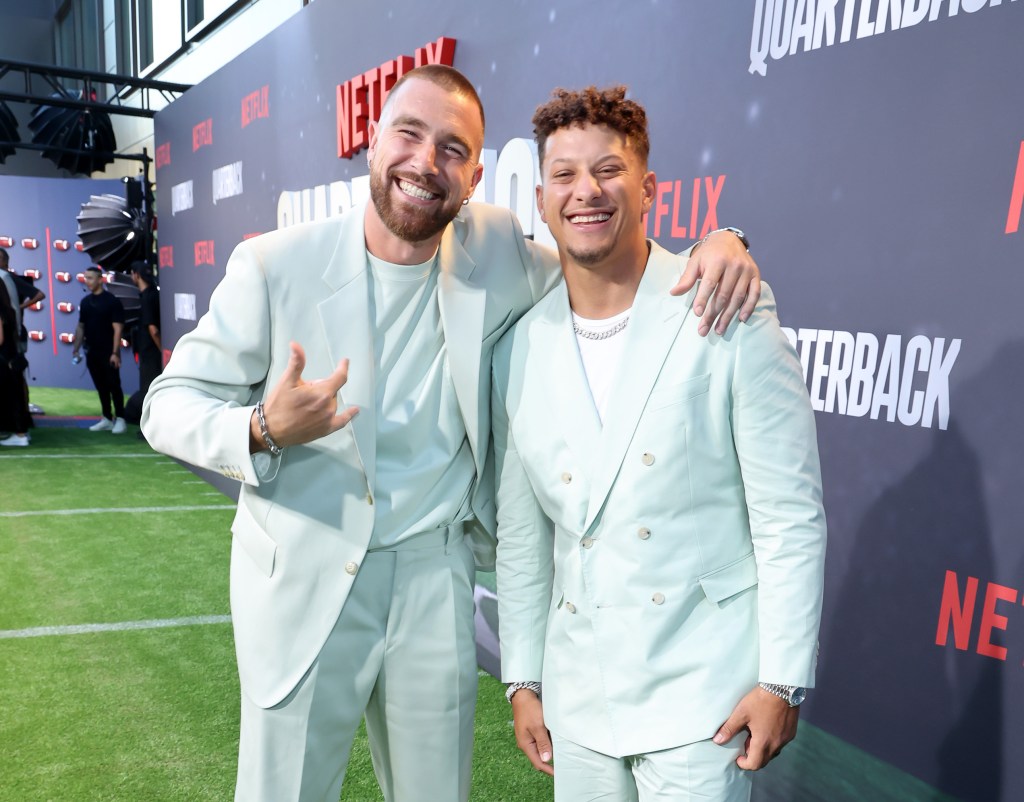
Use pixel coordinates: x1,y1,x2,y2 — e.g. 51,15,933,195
934,570,977,650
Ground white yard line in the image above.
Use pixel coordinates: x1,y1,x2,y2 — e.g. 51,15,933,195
0,453,165,459
0,615,232,639
0,504,236,518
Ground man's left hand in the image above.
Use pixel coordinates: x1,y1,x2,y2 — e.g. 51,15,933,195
712,685,799,770
110,353,121,368
671,230,761,336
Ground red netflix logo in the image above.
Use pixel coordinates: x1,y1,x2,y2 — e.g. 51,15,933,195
935,570,1020,662
194,240,215,266
193,118,213,151
336,36,456,159
156,142,171,169
1006,140,1024,235
645,175,726,242
242,85,270,128
159,245,174,268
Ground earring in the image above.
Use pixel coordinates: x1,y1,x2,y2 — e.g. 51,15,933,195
462,198,470,206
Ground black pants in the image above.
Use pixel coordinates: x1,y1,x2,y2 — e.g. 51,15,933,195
123,352,162,425
86,354,124,420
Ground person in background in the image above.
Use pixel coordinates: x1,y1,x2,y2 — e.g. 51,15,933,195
73,266,127,434
0,277,32,446
124,260,162,429
0,248,34,445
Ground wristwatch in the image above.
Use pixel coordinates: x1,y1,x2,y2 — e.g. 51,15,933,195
719,227,750,250
758,682,806,707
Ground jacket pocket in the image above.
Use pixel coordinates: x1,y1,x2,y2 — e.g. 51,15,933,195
647,372,711,411
231,502,278,578
698,551,758,605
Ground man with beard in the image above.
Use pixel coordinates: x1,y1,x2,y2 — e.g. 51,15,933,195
142,65,761,802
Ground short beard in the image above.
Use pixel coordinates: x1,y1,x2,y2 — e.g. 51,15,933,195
369,167,459,244
565,242,614,267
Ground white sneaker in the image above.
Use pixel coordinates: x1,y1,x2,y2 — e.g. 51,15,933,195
0,434,29,447
111,417,127,434
89,418,114,432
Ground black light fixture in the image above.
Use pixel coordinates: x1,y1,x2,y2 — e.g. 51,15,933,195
76,178,148,273
0,100,18,164
28,89,117,174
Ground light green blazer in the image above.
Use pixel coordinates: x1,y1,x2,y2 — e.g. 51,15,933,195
142,201,556,707
491,243,827,758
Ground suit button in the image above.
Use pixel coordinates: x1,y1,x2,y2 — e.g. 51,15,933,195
581,537,594,549
637,527,651,540
345,561,359,575
565,602,577,614
641,452,655,466
651,592,665,605
561,471,572,484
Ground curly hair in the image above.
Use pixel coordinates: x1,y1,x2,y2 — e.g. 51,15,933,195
532,85,649,168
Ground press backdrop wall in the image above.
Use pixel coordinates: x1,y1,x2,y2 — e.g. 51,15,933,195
151,2,1024,799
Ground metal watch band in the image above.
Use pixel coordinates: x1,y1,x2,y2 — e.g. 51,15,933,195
699,226,750,251
758,682,802,707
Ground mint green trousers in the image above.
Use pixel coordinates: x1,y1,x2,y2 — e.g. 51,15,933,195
235,530,477,802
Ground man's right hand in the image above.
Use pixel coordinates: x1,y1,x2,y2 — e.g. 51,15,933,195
250,341,359,453
511,689,554,776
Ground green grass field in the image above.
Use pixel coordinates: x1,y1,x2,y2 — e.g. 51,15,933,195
1,389,958,800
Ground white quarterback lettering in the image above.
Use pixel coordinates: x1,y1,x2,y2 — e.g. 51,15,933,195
782,327,961,429
750,0,1018,76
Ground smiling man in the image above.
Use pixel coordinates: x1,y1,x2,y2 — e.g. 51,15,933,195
142,66,761,802
492,86,827,801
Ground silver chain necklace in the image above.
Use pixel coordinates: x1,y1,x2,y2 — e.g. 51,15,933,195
573,316,630,340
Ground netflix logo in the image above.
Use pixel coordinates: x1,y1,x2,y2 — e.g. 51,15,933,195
336,36,456,159
193,118,213,151
1006,140,1023,235
159,245,174,268
645,175,726,241
242,85,270,128
935,570,1021,663
156,142,171,169
194,240,215,267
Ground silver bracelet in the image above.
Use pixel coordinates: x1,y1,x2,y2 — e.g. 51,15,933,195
505,681,541,703
255,401,283,457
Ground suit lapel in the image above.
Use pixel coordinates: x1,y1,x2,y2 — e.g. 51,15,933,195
437,218,488,473
316,202,377,488
584,244,695,530
542,283,602,479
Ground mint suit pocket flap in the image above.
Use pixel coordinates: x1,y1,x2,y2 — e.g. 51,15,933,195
698,551,758,604
231,503,278,578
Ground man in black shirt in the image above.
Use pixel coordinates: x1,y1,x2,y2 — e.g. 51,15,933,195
130,261,162,396
124,261,162,428
72,266,127,433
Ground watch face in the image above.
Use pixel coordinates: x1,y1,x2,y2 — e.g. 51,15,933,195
791,687,807,705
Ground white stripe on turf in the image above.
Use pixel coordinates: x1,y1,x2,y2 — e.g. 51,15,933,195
0,453,165,459
0,615,232,639
0,504,236,517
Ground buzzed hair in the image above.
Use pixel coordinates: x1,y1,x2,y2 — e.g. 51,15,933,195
381,65,486,142
0,247,8,265
532,85,650,168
